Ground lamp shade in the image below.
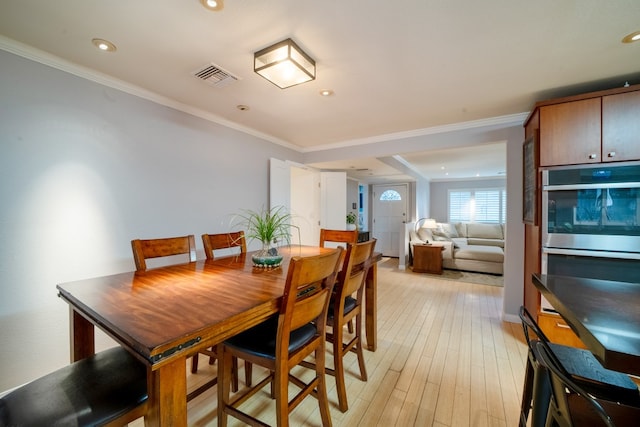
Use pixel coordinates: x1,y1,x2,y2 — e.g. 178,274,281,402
254,38,316,89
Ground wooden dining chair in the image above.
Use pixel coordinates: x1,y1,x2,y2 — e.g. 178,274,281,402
131,235,197,271
536,341,640,427
217,247,343,427
196,231,250,388
518,306,640,427
130,234,238,398
319,228,358,248
202,231,247,260
303,239,376,412
0,346,148,426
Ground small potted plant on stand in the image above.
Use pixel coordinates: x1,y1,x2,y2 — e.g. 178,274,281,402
234,206,294,268
346,212,358,231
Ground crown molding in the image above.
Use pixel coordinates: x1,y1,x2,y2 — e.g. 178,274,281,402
0,35,298,151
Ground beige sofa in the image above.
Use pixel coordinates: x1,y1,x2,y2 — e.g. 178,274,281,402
409,222,504,275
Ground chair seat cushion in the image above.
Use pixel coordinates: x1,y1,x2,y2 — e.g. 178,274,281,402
0,347,147,427
328,296,357,320
225,315,317,360
548,342,640,406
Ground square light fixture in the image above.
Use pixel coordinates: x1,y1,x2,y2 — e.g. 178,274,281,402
254,38,316,89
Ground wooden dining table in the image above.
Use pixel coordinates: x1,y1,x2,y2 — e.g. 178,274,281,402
532,273,640,376
56,246,381,426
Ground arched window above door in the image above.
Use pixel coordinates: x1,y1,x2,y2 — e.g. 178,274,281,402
379,189,402,201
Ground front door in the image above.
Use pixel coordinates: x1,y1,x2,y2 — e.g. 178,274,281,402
372,184,408,257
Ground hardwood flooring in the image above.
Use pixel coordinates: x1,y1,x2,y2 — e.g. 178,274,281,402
131,258,527,426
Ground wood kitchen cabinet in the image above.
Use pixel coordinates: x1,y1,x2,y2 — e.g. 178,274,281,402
538,86,640,167
523,83,640,341
602,90,640,162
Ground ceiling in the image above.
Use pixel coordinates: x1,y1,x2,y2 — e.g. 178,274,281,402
1,1,639,182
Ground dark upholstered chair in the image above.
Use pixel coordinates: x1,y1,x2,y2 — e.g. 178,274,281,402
536,341,640,427
196,232,249,388
323,239,376,412
0,347,147,426
518,306,640,427
131,234,238,399
217,248,343,427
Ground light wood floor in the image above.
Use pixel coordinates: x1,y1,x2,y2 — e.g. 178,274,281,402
132,258,527,426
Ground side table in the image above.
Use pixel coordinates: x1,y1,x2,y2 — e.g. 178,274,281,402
412,244,444,274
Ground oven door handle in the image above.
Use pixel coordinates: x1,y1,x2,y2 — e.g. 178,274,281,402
543,182,640,191
543,247,640,260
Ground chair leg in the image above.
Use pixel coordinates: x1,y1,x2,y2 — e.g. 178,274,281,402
217,344,232,427
355,314,367,382
333,321,349,412
315,344,333,427
245,361,252,387
274,362,289,427
520,355,535,427
191,354,199,374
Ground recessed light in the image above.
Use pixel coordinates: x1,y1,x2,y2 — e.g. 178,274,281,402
622,31,640,43
236,105,250,111
92,38,116,52
200,0,224,11
319,89,334,97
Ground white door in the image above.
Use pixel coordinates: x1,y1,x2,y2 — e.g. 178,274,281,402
372,184,408,257
290,166,320,246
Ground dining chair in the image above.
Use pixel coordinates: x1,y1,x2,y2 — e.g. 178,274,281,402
130,234,240,398
196,231,250,389
217,247,344,427
131,234,197,271
319,228,359,334
536,341,640,427
0,346,148,426
316,238,376,412
202,231,247,260
319,228,358,248
518,306,640,427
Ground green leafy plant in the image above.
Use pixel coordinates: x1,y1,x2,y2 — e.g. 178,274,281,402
346,212,358,225
234,206,294,249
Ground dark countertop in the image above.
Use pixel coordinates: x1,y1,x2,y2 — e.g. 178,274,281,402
532,273,640,376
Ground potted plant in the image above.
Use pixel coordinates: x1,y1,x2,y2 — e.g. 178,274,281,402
233,206,294,268
346,211,358,231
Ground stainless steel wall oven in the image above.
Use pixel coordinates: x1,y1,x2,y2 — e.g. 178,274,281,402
541,162,640,312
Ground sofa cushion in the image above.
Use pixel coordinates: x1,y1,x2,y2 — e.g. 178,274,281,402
467,237,504,248
466,223,503,240
435,223,459,238
454,245,503,263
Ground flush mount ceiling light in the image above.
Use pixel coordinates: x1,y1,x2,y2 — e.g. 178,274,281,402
254,38,316,89
91,38,116,52
622,30,640,43
200,0,224,11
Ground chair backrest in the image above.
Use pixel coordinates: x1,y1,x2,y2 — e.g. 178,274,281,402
131,235,197,271
336,239,377,300
202,231,246,260
276,247,343,358
535,341,617,427
519,305,552,350
319,228,358,248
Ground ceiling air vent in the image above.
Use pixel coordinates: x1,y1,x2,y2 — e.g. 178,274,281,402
192,63,239,88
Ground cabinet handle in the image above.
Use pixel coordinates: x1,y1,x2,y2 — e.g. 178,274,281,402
608,151,616,158
588,153,597,159
556,323,571,329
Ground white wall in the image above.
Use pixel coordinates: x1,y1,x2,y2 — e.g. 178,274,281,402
0,50,301,391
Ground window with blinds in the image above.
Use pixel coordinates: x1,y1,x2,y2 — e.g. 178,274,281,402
448,188,506,223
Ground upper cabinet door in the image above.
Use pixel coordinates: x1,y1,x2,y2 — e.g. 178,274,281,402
539,98,601,166
602,90,640,162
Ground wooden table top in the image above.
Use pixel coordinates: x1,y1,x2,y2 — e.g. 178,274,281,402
57,246,335,368
532,273,640,376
